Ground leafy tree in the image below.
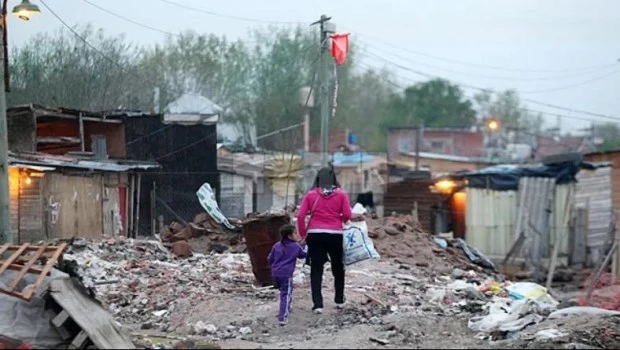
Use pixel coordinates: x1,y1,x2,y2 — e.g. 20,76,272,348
247,26,319,151
385,79,476,129
593,122,620,151
340,68,395,151
474,90,543,140
9,24,142,111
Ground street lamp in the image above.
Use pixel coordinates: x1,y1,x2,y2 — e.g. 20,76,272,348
12,0,40,21
487,119,500,132
0,0,41,244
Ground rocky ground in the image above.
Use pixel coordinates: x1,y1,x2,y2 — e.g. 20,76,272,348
58,212,620,349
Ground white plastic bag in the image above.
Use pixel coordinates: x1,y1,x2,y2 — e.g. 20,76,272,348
343,204,380,265
196,182,235,230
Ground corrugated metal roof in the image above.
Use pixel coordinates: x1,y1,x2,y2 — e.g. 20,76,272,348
8,152,160,172
402,151,485,163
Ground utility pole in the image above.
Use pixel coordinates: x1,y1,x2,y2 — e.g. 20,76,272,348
311,15,334,167
415,123,423,171
0,9,10,244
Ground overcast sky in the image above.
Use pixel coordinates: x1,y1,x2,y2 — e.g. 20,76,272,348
7,0,620,132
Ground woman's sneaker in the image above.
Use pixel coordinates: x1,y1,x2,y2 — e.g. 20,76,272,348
279,320,288,326
313,308,323,314
336,302,346,309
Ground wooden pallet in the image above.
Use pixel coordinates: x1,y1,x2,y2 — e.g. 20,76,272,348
0,243,67,301
49,278,136,349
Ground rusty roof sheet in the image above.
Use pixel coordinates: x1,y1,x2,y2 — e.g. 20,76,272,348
8,152,161,172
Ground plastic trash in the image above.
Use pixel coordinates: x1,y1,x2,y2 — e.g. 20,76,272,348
352,203,368,215
468,299,542,333
343,215,380,266
433,237,448,249
452,238,495,270
426,288,446,303
548,306,620,319
535,329,568,340
505,282,558,309
197,182,236,230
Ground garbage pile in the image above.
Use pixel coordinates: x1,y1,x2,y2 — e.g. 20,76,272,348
159,212,246,258
63,239,262,332
366,214,495,272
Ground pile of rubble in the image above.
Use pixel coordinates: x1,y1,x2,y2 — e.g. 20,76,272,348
63,238,264,331
159,212,246,258
367,214,493,272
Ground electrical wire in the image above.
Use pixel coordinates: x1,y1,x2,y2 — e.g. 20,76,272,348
40,0,156,89
356,42,619,82
155,130,218,160
353,60,620,125
41,0,620,129
155,0,306,25
81,0,178,36
354,51,620,121
344,25,619,74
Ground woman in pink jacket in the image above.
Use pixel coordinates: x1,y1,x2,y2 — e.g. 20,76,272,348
297,167,352,314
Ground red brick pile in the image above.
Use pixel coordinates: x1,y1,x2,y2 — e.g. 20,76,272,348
367,214,485,271
160,213,246,258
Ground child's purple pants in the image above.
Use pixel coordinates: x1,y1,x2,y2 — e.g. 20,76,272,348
274,276,293,322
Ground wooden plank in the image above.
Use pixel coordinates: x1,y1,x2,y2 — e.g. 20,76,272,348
5,245,61,252
571,207,587,266
4,263,45,275
586,241,618,305
0,243,9,256
7,245,47,291
546,186,574,289
21,243,67,301
49,278,136,349
0,243,29,275
613,210,620,284
78,112,85,152
51,310,71,328
68,330,89,349
51,310,73,341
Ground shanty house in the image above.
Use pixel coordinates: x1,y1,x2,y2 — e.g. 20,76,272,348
6,105,161,242
218,151,302,216
7,152,159,243
109,94,220,234
433,158,612,268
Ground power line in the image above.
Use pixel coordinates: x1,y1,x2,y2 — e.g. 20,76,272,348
81,0,178,36
155,0,305,25
355,50,620,121
344,26,619,74
356,42,619,83
354,60,620,125
40,0,155,89
518,68,620,94
156,130,217,160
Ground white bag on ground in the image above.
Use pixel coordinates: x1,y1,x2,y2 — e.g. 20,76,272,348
196,182,235,230
343,204,380,265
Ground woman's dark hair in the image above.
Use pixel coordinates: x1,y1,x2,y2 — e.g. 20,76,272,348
313,166,340,189
280,224,295,243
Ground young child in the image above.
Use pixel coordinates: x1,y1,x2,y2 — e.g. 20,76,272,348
267,224,307,325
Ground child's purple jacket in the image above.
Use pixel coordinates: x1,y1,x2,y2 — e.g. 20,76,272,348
268,239,307,278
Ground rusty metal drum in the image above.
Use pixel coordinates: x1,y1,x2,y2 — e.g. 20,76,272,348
242,214,290,286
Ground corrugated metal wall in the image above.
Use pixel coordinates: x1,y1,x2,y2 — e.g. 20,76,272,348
465,188,518,258
220,172,247,217
465,178,573,261
575,166,613,264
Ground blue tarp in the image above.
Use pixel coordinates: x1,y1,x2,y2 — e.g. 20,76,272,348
332,152,375,166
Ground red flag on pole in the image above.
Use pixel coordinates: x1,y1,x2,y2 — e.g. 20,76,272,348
331,33,350,65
